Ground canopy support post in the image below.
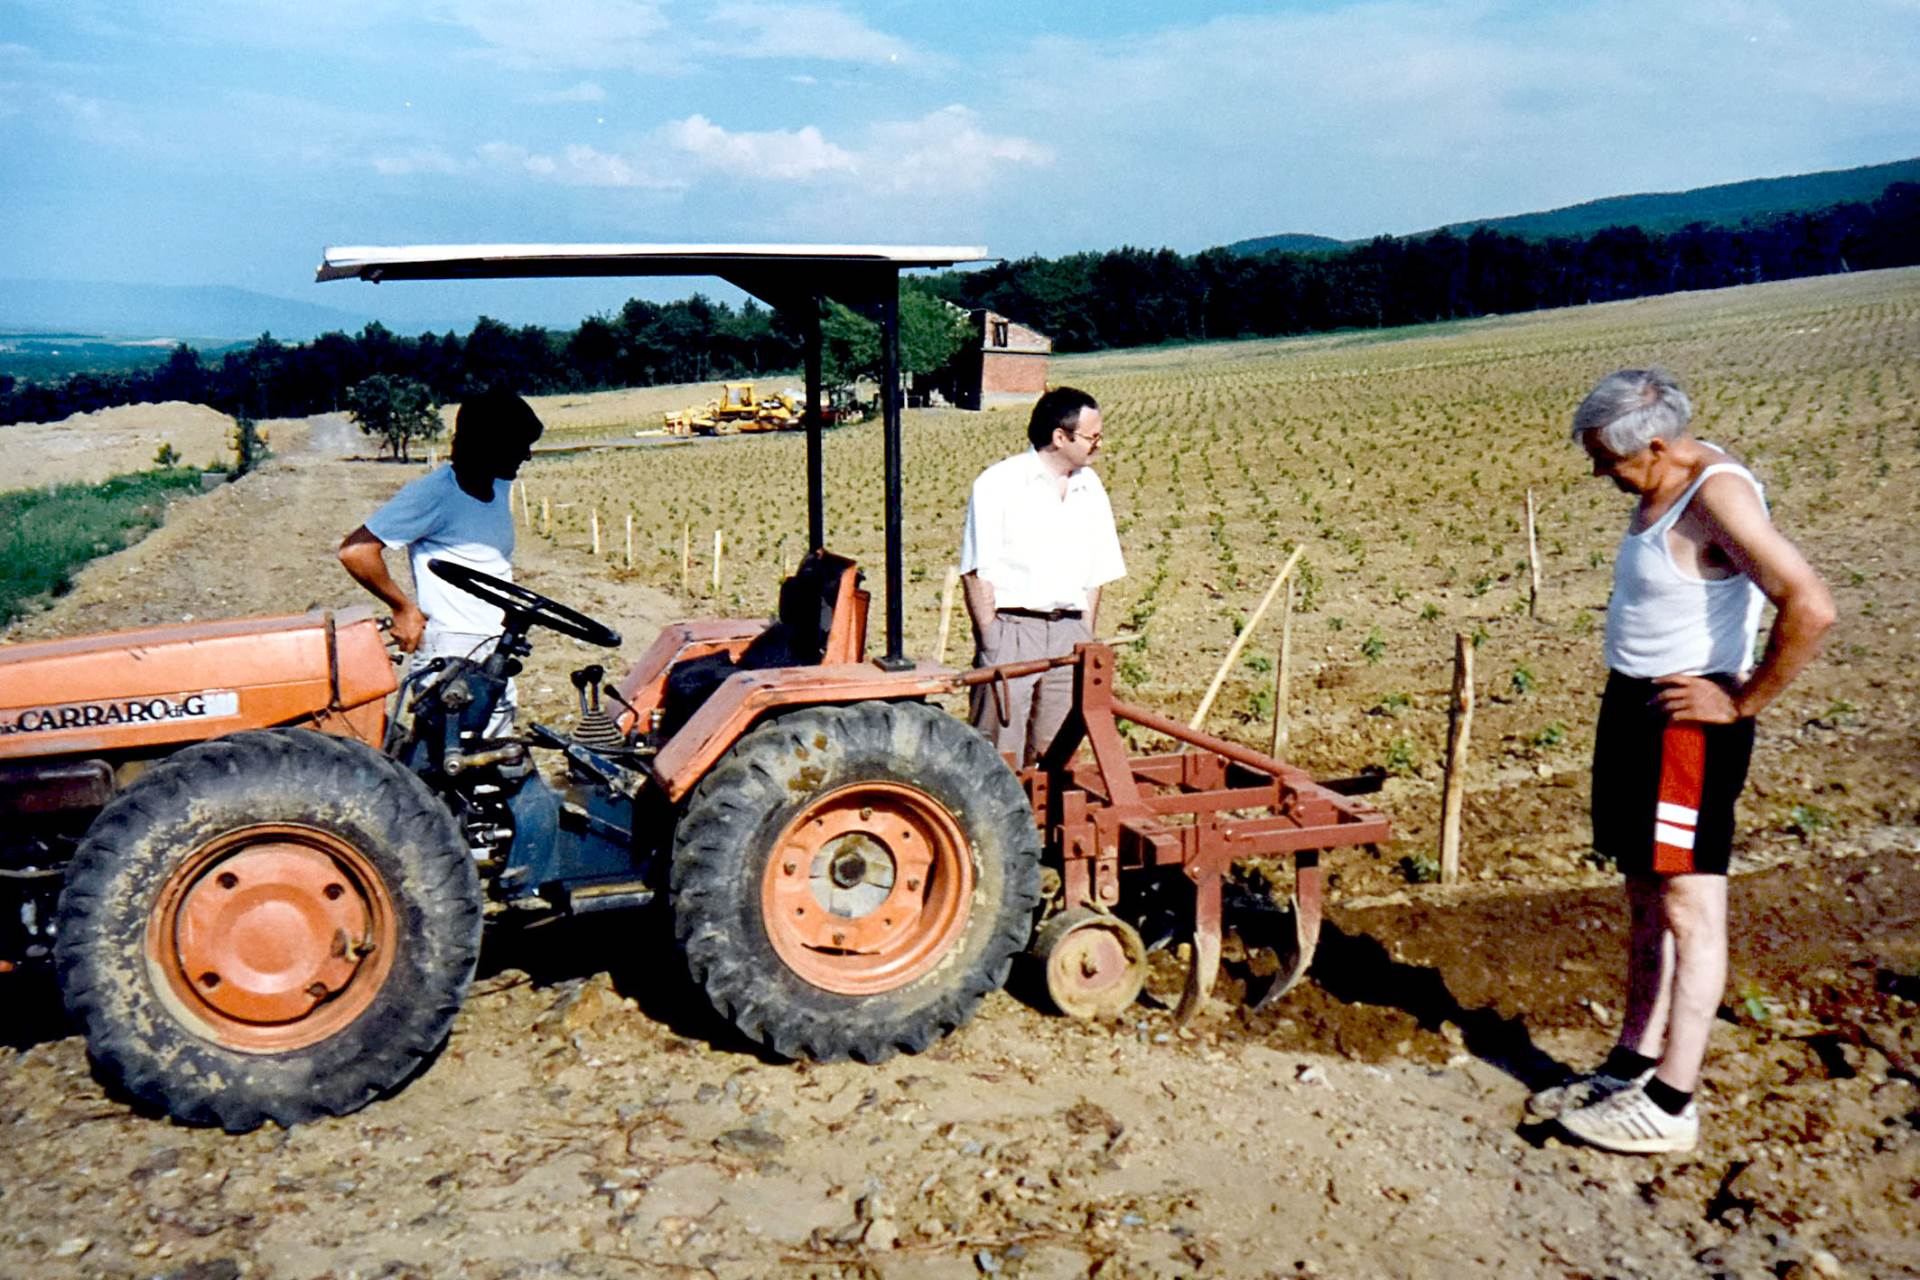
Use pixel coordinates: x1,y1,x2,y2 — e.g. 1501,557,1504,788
877,277,910,670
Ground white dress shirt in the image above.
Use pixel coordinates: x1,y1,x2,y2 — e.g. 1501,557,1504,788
959,449,1126,613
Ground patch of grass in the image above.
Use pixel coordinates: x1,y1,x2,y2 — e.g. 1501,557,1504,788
0,468,205,624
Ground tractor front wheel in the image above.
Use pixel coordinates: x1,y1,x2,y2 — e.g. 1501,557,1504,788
671,701,1040,1062
54,729,481,1131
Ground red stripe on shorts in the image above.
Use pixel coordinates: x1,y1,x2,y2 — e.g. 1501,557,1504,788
1653,722,1708,874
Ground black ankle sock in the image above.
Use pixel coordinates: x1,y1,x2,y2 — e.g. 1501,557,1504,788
1600,1046,1658,1079
1642,1077,1692,1115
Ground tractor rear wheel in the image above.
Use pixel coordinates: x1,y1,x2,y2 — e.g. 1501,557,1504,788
54,729,481,1131
671,701,1041,1062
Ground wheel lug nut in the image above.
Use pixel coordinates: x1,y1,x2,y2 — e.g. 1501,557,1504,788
306,982,329,999
783,861,797,875
832,931,846,946
859,806,873,821
906,878,920,891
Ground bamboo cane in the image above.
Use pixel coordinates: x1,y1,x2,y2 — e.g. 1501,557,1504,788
1438,632,1475,883
591,506,601,557
1269,579,1296,758
712,529,723,594
518,480,531,527
624,513,634,569
1189,546,1305,732
681,522,690,594
541,497,551,539
1525,487,1541,619
934,566,961,665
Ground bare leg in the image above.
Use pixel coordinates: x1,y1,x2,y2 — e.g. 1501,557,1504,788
1651,874,1729,1092
1617,876,1674,1059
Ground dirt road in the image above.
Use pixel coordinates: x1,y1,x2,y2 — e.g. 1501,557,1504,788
2,421,1915,1279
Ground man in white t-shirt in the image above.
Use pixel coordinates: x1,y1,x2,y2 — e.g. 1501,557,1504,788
338,387,543,733
959,386,1126,765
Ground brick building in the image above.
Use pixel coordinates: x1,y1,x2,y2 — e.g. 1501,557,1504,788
940,309,1052,410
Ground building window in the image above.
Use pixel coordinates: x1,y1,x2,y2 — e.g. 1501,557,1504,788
992,321,1009,347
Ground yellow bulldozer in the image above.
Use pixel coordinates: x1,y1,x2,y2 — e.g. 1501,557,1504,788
662,383,802,436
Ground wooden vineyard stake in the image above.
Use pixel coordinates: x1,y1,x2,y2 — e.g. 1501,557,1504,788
1269,579,1295,758
681,522,691,595
519,480,531,528
541,497,552,539
1525,487,1542,619
1190,545,1305,732
711,529,724,594
591,507,601,557
624,513,634,570
934,566,961,665
1439,632,1475,883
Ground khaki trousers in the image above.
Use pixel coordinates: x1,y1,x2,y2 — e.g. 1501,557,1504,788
969,612,1090,766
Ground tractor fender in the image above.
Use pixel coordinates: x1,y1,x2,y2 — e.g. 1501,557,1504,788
650,662,960,804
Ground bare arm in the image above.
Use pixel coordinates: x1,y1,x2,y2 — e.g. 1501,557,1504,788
1085,586,1101,633
1654,474,1836,723
338,525,427,652
960,570,996,641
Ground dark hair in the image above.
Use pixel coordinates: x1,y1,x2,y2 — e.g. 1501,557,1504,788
452,387,543,470
1027,386,1098,450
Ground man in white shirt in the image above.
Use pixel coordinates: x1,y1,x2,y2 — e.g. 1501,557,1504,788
337,387,543,734
959,386,1126,765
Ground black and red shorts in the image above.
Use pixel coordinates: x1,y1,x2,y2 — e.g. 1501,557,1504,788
1591,671,1756,876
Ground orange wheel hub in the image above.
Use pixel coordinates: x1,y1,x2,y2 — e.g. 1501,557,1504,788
761,782,973,995
147,825,396,1053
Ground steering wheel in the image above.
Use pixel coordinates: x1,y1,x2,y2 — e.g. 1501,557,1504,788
427,558,622,648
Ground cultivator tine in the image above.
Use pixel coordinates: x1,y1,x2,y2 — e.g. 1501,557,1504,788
1251,854,1322,1012
1174,869,1223,1024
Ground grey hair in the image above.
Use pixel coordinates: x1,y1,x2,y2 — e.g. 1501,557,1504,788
1570,367,1692,456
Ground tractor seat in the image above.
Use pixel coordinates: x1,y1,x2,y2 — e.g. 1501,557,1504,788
658,551,866,735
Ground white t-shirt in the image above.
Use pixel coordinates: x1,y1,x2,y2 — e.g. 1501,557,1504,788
365,465,514,639
959,449,1126,613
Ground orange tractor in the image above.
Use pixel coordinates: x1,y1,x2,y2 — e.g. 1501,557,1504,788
0,245,1388,1132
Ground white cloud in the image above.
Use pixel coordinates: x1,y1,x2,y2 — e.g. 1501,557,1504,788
862,105,1053,195
439,0,673,72
457,105,1047,200
703,3,915,65
527,80,608,104
657,114,855,180
430,0,919,73
474,140,684,189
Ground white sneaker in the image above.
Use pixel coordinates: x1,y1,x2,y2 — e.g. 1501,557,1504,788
1524,1068,1650,1121
1559,1082,1699,1154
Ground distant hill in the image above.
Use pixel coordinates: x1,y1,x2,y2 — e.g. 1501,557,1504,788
1222,232,1346,257
1222,156,1920,255
1434,157,1920,241
0,279,387,343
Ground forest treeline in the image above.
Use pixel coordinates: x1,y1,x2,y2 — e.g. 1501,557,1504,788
4,183,1916,428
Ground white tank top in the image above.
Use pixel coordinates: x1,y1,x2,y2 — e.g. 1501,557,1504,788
1603,461,1767,678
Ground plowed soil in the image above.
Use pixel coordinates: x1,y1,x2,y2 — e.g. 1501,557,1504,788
3,315,1918,1277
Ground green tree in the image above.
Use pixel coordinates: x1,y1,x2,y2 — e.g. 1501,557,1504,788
347,374,441,461
820,286,969,399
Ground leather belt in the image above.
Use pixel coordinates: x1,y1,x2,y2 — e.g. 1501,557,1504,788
997,607,1083,622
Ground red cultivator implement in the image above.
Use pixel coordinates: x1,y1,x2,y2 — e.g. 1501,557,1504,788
968,643,1391,1022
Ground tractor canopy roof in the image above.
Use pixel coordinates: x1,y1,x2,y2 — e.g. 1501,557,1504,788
317,241,994,669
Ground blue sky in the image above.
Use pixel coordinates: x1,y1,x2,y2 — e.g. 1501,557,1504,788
4,0,1918,329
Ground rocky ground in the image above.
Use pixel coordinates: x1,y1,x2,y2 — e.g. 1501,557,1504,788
1,416,1915,1279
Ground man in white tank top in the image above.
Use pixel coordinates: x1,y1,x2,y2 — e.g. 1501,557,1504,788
1531,368,1834,1154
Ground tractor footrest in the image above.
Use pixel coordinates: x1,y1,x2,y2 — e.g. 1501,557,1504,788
560,880,657,915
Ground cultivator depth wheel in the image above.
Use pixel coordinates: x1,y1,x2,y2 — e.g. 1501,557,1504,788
1034,907,1147,1019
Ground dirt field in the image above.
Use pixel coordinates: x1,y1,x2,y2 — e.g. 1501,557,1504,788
2,273,1917,1279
